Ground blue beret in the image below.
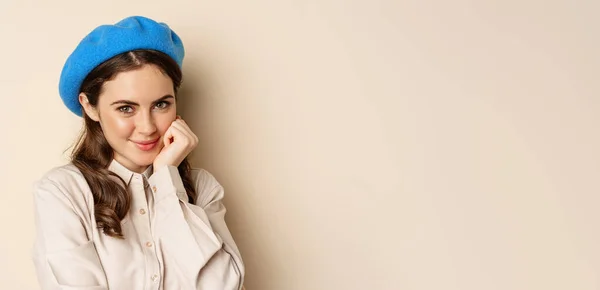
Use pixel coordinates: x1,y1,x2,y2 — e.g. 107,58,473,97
58,16,185,117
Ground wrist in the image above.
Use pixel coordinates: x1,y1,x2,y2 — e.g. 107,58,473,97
152,163,167,173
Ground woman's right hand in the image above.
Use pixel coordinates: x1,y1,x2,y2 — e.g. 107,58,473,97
153,116,198,170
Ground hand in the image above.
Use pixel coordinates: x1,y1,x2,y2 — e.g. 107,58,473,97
153,116,198,170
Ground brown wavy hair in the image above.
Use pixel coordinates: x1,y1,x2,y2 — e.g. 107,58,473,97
71,49,197,238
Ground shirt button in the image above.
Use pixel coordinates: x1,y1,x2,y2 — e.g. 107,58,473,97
152,186,157,193
146,241,153,247
139,209,146,215
151,274,159,282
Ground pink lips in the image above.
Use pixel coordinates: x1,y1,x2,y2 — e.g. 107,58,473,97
132,138,160,151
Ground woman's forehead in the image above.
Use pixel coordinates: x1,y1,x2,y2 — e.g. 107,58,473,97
100,65,175,104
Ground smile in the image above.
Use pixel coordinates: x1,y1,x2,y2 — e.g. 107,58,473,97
132,138,160,151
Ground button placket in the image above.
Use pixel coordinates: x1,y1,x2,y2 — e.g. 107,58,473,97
129,173,160,289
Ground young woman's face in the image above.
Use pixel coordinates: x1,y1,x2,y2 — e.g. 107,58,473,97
91,64,177,173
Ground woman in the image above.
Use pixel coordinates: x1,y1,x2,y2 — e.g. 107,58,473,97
32,16,245,289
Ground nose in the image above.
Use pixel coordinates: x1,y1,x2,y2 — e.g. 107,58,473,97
135,111,158,136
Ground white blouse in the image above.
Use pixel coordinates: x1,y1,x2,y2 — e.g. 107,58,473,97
32,159,245,290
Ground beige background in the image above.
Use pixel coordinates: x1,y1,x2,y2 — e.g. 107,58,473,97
1,0,599,289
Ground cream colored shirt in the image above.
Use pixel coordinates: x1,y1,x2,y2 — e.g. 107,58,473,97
32,160,245,290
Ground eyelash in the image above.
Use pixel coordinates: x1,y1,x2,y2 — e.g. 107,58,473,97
117,101,172,114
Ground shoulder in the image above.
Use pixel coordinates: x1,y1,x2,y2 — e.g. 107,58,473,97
37,163,84,184
35,163,86,188
33,163,90,203
189,168,225,207
190,168,222,190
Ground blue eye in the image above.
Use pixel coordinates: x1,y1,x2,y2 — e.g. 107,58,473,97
118,106,134,114
155,101,171,109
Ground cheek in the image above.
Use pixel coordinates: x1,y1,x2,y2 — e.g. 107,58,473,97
157,114,176,135
157,121,172,135
104,117,135,139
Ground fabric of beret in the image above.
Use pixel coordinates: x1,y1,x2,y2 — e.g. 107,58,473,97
58,15,185,117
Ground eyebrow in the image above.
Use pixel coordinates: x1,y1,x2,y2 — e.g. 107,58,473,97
110,95,174,106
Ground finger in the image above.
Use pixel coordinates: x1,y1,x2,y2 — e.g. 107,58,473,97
171,121,197,145
163,126,174,146
174,119,198,144
168,124,191,147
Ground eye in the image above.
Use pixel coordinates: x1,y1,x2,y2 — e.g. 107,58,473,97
117,106,134,114
155,101,171,110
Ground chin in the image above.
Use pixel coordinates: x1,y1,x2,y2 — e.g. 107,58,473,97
130,154,157,167
139,157,157,166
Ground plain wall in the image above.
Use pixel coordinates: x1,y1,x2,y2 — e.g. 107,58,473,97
1,0,599,289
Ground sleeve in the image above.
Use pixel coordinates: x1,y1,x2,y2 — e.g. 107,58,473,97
32,178,108,290
147,165,245,290
197,175,246,287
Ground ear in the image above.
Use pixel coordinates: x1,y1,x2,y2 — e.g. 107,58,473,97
79,93,100,122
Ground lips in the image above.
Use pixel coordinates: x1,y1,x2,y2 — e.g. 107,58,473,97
133,138,160,145
132,138,160,151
